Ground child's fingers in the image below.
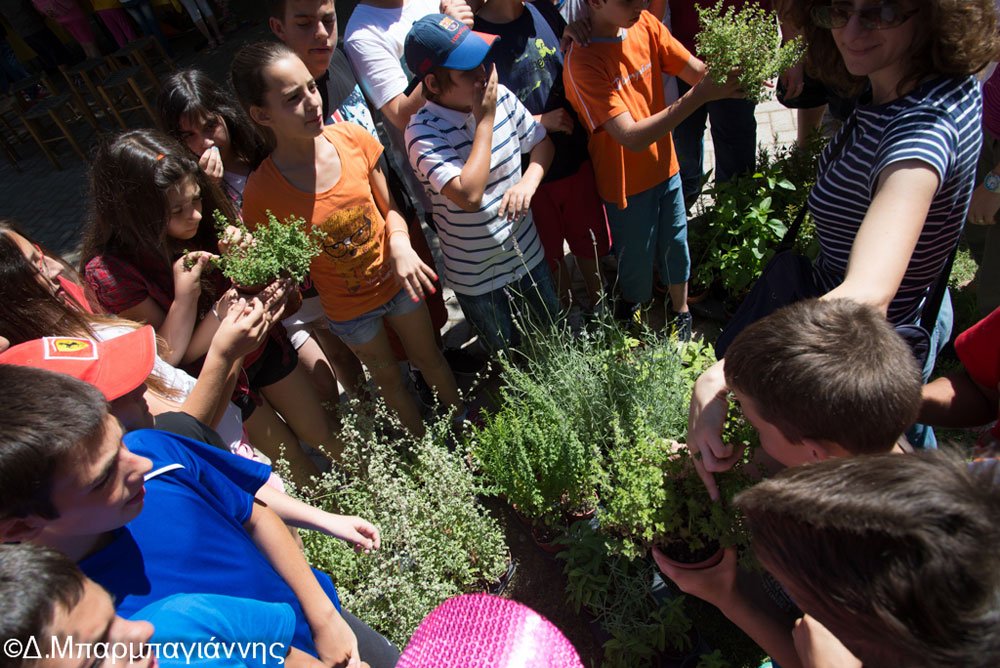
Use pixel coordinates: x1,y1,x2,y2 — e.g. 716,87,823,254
416,266,437,295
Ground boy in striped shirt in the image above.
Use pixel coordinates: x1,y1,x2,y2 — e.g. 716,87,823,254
403,13,557,352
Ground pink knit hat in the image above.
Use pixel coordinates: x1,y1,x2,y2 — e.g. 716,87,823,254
397,594,583,668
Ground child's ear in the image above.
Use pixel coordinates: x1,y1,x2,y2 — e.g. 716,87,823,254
268,16,286,41
801,439,834,462
249,105,272,128
423,73,441,97
0,515,47,542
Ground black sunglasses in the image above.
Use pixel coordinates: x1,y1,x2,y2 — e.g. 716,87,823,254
811,3,917,30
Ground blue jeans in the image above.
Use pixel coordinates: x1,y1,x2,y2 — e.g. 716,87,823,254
906,289,954,449
455,260,559,353
673,80,757,203
122,0,173,56
604,173,690,305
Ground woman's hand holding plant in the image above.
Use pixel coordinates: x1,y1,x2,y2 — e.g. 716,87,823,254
388,233,437,302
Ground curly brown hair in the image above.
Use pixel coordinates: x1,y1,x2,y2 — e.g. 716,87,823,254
777,0,1000,96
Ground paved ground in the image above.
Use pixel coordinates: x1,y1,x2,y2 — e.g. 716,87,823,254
0,17,799,345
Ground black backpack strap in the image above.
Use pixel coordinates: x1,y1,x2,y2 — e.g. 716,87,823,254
918,243,959,331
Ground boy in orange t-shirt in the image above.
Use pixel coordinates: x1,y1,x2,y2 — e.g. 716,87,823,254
563,1,741,338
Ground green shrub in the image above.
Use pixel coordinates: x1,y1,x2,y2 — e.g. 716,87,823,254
559,521,693,668
690,138,825,297
696,1,803,104
296,403,509,648
212,209,324,288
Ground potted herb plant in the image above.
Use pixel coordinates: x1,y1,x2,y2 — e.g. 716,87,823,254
212,209,324,309
599,435,751,569
696,0,803,104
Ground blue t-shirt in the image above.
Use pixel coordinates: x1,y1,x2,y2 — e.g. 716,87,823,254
138,593,295,668
78,430,341,658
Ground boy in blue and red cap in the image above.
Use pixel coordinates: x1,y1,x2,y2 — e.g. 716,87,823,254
403,14,557,352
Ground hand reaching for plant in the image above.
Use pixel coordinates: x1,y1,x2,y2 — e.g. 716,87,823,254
199,146,224,184
321,515,382,554
218,223,254,256
695,68,745,103
388,234,437,302
687,360,744,500
213,296,270,362
173,251,216,300
792,615,863,668
652,546,738,608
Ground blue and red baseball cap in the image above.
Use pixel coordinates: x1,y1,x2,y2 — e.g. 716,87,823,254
403,13,499,95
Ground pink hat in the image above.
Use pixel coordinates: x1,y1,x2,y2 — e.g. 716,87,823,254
397,594,583,668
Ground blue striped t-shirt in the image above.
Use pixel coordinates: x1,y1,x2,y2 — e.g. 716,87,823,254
809,76,981,326
405,85,548,296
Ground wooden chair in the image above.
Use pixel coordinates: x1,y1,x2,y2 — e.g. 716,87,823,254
95,63,160,130
0,96,24,171
110,36,176,91
59,59,115,127
7,74,99,170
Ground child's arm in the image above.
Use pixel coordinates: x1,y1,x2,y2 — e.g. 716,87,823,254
245,499,362,667
119,251,218,366
441,65,499,211
602,57,742,152
653,548,805,668
792,616,863,668
255,484,380,553
370,161,438,301
919,370,999,427
498,135,554,221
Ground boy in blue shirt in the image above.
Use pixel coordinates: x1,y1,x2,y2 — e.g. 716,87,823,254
0,357,394,667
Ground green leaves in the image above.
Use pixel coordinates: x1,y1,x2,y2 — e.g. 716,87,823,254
696,1,804,104
212,209,324,288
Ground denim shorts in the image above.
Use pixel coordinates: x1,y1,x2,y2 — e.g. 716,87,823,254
327,288,422,346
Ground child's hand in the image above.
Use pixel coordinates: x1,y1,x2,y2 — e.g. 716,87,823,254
312,613,361,668
695,68,745,102
652,546,738,608
323,515,381,554
561,17,592,51
218,224,254,255
472,64,498,124
439,0,474,27
173,251,216,299
792,616,863,668
540,108,574,134
388,235,438,302
199,146,224,183
498,180,536,222
253,278,295,323
687,360,742,501
213,296,270,361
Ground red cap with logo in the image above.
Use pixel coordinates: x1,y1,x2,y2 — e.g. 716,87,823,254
0,326,156,401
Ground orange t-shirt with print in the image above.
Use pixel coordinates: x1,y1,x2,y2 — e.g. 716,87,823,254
563,10,692,209
241,123,398,322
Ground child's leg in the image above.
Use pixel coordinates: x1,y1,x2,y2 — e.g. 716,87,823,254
243,399,322,485
656,173,691,314
344,328,426,436
313,327,366,398
511,260,560,332
259,364,343,459
455,289,514,355
604,186,660,308
385,305,463,412
291,334,340,404
563,161,612,310
328,291,428,435
529,180,569,309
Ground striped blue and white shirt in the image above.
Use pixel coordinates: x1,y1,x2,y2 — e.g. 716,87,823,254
809,76,981,326
405,85,547,296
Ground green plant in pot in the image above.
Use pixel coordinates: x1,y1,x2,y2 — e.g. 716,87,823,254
212,209,324,300
471,397,602,550
599,435,751,568
695,1,803,105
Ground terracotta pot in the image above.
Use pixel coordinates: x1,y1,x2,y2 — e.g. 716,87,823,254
655,543,724,571
283,287,303,318
531,523,566,554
